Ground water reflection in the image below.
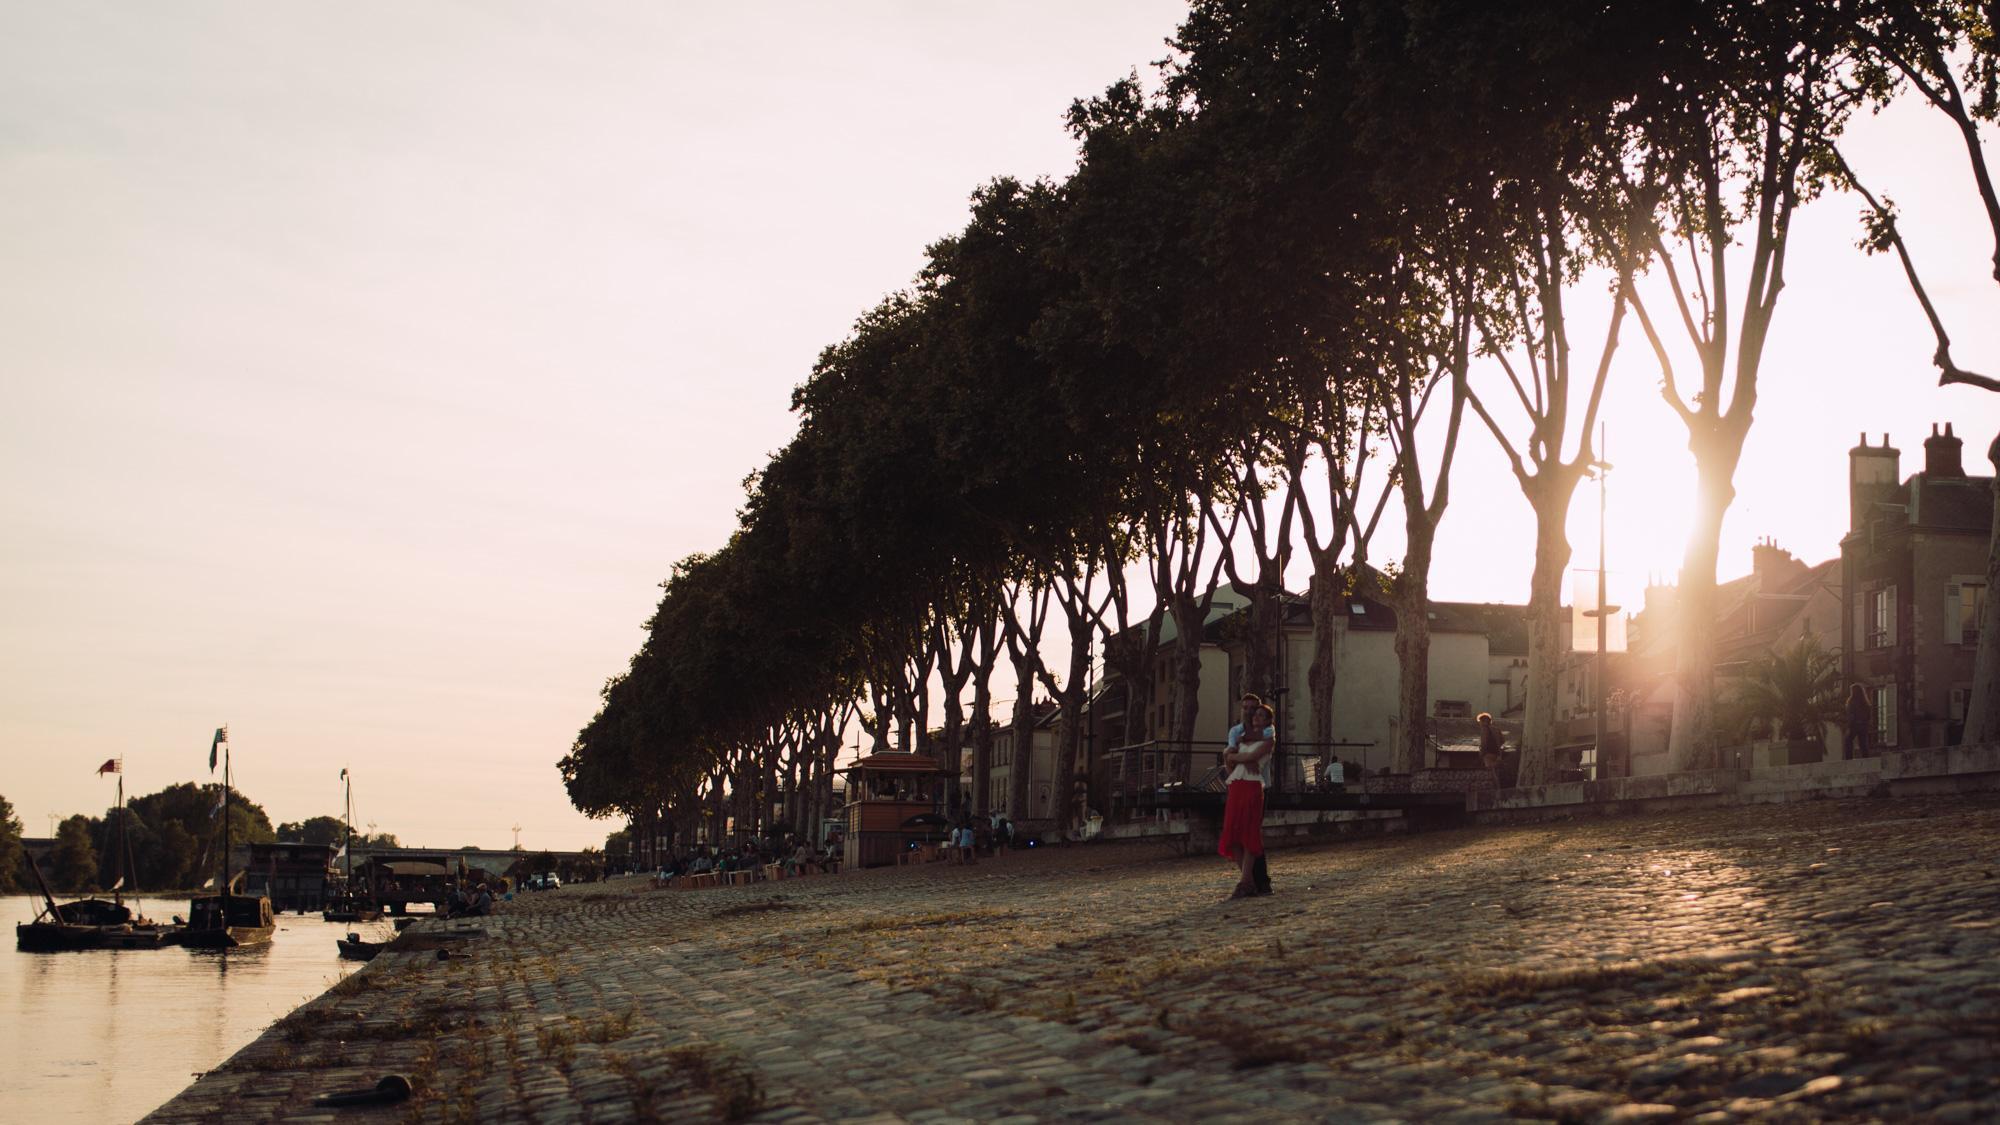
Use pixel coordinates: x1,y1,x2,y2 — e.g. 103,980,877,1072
1,895,394,1123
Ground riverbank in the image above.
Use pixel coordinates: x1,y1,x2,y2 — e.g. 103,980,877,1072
2,897,389,1124
147,793,2000,1122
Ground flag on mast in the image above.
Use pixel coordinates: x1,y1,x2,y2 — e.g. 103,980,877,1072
96,758,121,775
209,726,227,772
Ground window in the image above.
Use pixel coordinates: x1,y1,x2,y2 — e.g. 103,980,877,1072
1867,587,1896,649
1874,684,1896,748
1951,686,1970,724
1435,699,1472,719
1950,579,1987,646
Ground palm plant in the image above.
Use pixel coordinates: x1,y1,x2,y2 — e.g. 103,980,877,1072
1729,632,1843,746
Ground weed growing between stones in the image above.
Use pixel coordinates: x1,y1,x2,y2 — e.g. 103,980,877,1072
662,1043,765,1121
712,897,804,919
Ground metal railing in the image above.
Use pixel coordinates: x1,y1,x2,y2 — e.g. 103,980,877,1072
1102,738,1376,813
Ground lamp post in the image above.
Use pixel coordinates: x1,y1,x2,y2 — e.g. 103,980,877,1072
1583,423,1620,779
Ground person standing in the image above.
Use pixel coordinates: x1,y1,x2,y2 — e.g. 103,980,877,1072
1219,692,1276,899
1845,684,1874,756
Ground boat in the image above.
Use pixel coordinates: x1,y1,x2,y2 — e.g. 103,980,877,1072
15,822,181,952
335,932,384,961
322,898,383,924
16,880,130,952
17,764,185,951
182,726,276,950
181,892,276,949
321,768,382,923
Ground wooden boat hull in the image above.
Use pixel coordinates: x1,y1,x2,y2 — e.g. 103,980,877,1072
322,908,383,923
183,893,275,949
97,925,184,949
16,921,101,952
335,937,383,961
181,925,274,949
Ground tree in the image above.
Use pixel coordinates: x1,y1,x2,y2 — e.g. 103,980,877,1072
124,782,275,889
1727,632,1842,746
51,814,98,893
1623,2,1857,771
0,794,23,893
276,815,347,846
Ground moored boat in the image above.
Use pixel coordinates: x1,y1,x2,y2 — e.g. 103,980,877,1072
15,853,182,951
322,899,384,923
181,892,275,949
335,932,384,960
16,895,126,952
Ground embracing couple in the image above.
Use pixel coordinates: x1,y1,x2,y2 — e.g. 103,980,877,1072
1219,691,1275,900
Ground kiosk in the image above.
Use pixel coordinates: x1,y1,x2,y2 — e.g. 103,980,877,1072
841,753,947,868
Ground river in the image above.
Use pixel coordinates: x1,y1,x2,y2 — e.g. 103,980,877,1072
1,894,398,1123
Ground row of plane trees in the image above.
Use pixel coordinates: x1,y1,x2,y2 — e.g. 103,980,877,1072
560,1,2000,842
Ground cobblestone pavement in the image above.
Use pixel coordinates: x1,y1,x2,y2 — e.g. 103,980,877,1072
146,793,2000,1124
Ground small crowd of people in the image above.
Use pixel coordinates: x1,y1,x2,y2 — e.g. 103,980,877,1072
443,881,495,918
933,810,1020,863
652,831,846,886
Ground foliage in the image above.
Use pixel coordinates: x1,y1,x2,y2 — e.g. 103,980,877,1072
276,815,348,846
1726,632,1843,745
556,0,1967,827
0,794,22,893
51,814,98,893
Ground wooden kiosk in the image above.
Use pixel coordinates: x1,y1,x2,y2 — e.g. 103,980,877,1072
841,753,947,869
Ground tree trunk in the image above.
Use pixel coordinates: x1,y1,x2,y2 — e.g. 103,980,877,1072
1392,533,1435,774
1965,439,2000,743
1306,567,1343,766
1168,595,1207,781
1667,452,1738,772
971,620,997,816
1516,483,1579,787
1046,610,1093,837
1243,576,1285,702
1008,653,1036,821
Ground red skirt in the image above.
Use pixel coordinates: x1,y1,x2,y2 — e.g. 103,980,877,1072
1218,779,1265,858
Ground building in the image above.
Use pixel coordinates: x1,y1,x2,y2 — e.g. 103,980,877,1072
1841,425,1993,750
983,700,1061,825
1091,584,1534,814
1621,540,1846,773
239,842,337,912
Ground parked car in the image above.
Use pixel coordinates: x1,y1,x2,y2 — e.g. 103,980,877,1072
523,873,562,891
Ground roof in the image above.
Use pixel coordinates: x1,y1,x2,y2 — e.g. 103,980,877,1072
844,753,943,773
1910,474,1994,532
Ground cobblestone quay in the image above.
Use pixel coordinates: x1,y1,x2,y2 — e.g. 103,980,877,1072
146,793,2000,1123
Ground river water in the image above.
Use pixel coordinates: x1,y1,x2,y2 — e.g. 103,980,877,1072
1,894,398,1123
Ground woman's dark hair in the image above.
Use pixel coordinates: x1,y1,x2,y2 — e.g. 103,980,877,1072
1849,683,1869,703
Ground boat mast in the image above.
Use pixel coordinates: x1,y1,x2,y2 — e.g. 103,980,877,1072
113,774,124,909
342,767,354,887
220,737,231,896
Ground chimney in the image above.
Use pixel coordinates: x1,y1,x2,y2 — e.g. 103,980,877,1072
1849,431,1900,531
1923,422,1965,478
1750,537,1794,591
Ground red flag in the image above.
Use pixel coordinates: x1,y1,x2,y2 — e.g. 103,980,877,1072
96,758,120,775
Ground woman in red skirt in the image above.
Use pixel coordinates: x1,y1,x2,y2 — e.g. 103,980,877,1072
1219,692,1275,899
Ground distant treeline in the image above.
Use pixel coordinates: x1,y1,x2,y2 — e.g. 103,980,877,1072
0,786,401,895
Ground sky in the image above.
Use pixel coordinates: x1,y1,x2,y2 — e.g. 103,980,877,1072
2,2,1996,851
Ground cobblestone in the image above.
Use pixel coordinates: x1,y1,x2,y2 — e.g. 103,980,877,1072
144,792,2000,1122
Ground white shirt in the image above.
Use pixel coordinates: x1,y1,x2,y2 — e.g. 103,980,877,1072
1226,719,1275,785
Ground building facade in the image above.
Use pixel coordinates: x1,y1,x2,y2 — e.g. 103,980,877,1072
1841,425,1992,751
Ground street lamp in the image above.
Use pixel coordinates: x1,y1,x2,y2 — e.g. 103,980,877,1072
1582,423,1620,779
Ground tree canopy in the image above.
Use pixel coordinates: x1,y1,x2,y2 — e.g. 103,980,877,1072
562,0,1996,839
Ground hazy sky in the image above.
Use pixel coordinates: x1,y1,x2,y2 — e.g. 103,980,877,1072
3,2,1996,850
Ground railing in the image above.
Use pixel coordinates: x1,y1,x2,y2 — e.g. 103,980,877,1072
1103,738,1376,815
